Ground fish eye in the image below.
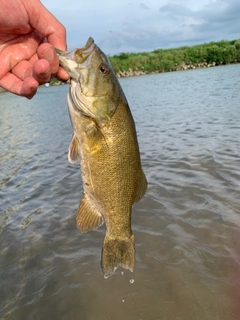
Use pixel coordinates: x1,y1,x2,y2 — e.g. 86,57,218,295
99,64,109,75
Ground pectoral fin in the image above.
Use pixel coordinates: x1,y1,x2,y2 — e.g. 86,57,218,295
134,171,148,202
68,134,80,164
76,194,104,232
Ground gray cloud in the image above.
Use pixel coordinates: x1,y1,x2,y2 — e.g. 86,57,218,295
156,0,240,48
198,0,240,23
42,0,240,55
140,3,150,10
159,3,193,17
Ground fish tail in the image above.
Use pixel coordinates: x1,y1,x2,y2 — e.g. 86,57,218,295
101,234,135,278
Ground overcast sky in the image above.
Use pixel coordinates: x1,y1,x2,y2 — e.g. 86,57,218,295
41,0,240,55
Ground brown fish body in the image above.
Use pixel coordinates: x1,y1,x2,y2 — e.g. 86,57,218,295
57,38,147,277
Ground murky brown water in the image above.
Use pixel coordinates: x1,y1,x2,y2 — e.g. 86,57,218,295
1,64,240,320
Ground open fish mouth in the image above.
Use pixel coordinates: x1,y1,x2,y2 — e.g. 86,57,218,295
56,38,98,119
55,37,96,78
74,37,96,64
56,37,120,121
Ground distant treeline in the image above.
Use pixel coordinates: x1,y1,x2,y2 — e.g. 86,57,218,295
109,39,240,77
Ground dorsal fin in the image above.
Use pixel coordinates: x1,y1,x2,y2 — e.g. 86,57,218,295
76,194,104,233
68,134,80,164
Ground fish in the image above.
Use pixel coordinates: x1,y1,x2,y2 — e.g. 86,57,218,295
56,37,147,278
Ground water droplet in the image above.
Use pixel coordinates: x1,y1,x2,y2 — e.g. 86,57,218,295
130,279,134,284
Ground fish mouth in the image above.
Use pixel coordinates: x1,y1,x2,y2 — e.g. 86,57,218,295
55,37,96,79
75,37,96,63
56,38,97,119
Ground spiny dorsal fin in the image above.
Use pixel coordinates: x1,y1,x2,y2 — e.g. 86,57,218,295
76,194,104,233
134,171,148,202
68,134,80,164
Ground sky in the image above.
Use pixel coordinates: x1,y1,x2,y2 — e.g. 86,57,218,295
41,0,240,55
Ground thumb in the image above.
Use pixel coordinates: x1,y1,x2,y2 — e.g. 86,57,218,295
23,0,67,50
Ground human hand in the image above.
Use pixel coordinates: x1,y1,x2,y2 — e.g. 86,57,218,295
0,0,69,99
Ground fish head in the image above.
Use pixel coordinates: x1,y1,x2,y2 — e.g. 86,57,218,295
56,37,126,123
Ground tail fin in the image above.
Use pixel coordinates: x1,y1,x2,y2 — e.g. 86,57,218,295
101,235,135,278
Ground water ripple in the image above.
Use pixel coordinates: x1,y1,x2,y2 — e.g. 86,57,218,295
1,65,240,319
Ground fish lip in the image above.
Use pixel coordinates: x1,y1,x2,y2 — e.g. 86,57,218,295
55,48,75,60
55,37,95,64
75,37,95,59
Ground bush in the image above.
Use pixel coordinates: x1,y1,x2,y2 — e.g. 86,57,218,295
108,39,240,75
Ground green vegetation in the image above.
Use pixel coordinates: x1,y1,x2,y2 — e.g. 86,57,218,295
49,39,240,85
50,77,61,85
108,39,240,76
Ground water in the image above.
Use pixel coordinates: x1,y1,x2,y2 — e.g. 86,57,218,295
1,64,240,320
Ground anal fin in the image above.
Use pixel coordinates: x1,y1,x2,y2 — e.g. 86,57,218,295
76,194,104,233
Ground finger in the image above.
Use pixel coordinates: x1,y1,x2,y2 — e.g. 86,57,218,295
23,0,67,50
12,60,33,80
12,50,69,84
32,59,51,84
37,43,69,80
37,43,59,74
56,67,70,81
0,31,43,79
12,58,52,85
21,77,39,99
0,73,38,99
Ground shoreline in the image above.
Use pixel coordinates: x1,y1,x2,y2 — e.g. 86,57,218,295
1,61,239,93
50,60,240,86
115,61,239,78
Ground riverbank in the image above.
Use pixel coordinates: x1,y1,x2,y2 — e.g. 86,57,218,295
109,38,240,78
115,61,221,77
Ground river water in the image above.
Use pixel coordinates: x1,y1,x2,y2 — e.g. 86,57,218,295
1,64,240,320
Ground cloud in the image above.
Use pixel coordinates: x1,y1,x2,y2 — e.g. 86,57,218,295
159,2,194,17
198,0,240,23
41,0,240,54
140,3,150,10
157,0,240,47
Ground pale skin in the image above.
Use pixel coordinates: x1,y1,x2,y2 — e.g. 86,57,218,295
0,0,69,99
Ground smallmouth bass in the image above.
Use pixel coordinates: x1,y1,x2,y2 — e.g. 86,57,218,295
56,37,147,278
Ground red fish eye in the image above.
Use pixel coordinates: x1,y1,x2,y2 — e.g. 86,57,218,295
99,64,109,75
